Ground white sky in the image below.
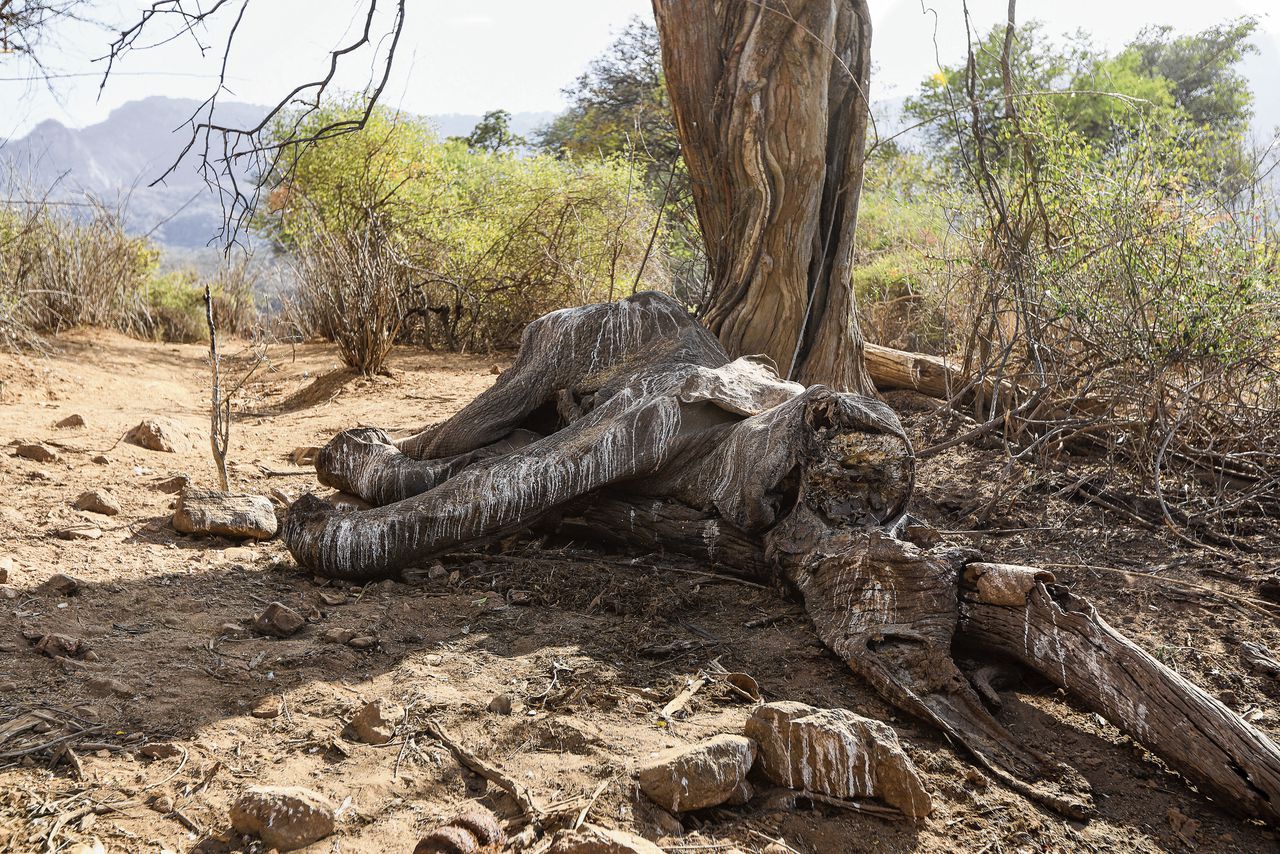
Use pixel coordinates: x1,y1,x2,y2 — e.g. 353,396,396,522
2,0,1278,140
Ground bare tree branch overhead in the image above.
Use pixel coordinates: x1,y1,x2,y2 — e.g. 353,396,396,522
96,0,407,245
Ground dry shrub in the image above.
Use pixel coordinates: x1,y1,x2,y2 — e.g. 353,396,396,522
917,108,1280,543
0,198,156,349
289,218,411,375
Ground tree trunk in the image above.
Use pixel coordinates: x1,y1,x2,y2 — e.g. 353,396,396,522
282,292,1280,826
652,0,875,393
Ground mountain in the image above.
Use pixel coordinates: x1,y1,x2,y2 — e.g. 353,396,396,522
0,97,556,249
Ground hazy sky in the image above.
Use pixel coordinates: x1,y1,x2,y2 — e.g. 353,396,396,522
3,0,1278,140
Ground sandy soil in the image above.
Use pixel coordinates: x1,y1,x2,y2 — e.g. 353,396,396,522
1,330,1278,853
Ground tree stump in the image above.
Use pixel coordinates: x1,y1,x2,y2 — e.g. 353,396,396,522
283,292,1280,825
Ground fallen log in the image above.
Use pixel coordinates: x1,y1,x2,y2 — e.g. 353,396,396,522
960,563,1280,824
282,291,1280,826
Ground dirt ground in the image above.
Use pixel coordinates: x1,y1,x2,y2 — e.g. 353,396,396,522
2,329,1278,853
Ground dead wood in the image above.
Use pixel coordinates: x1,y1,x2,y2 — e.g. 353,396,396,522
284,291,1280,826
959,562,1280,824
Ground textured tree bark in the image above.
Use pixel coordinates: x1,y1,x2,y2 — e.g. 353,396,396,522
651,0,875,393
960,563,1280,824
283,292,1280,826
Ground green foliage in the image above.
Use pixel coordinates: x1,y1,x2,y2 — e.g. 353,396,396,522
903,17,1259,184
261,100,668,353
536,17,675,167
143,270,207,343
536,17,706,305
455,109,527,154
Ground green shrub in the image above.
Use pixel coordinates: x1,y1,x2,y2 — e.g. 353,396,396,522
258,101,668,354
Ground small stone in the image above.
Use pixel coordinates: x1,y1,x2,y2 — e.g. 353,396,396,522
508,589,535,606
124,418,191,453
151,474,191,494
254,602,304,638
321,627,356,645
427,562,447,580
86,677,134,698
74,489,121,516
319,591,348,606
15,442,59,463
55,414,86,428
0,556,12,584
41,572,82,595
55,525,102,541
0,585,17,599
172,488,277,540
746,701,932,817
425,653,444,665
488,694,514,715
150,792,175,813
490,364,502,375
91,455,110,465
251,697,283,719
348,635,378,650
547,825,665,853
637,734,757,812
230,785,335,851
345,699,401,744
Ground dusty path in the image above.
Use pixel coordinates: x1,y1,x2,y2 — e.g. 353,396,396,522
1,330,1277,852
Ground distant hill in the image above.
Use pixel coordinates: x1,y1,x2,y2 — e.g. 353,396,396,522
0,97,555,250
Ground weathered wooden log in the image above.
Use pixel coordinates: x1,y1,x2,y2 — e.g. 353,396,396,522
283,292,1280,826
960,563,1280,824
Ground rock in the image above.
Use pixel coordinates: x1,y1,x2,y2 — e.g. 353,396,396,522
254,602,304,637
427,562,448,580
74,489,121,516
414,805,506,854
547,825,665,854
86,677,134,698
172,488,277,540
55,414,86,428
637,734,757,812
41,573,82,595
344,699,401,744
229,785,335,851
320,627,356,645
151,474,190,494
54,524,102,541
0,556,11,584
91,454,110,465
488,694,514,715
15,442,59,463
0,585,17,599
490,364,502,375
319,590,348,606
348,635,378,649
124,418,191,453
508,589,535,606
745,701,932,817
